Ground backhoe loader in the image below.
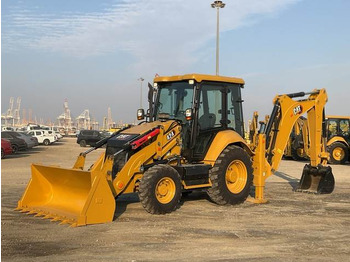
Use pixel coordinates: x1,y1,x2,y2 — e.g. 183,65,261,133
17,74,335,227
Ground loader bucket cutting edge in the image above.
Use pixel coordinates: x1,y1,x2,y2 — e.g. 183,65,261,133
17,164,116,227
296,164,335,194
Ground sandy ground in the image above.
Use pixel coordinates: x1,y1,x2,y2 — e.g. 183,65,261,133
1,137,350,261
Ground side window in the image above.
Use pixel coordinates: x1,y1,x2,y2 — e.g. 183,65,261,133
227,84,244,136
36,131,41,136
339,119,349,137
327,120,337,137
198,84,222,130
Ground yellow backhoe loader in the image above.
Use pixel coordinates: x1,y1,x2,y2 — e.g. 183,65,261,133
284,116,309,160
284,115,349,164
16,74,335,227
326,116,350,164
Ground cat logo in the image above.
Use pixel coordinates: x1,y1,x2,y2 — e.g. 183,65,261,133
166,131,175,140
293,105,303,115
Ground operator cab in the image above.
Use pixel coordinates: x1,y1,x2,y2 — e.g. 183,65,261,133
139,74,245,162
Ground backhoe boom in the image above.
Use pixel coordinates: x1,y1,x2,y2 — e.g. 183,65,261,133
251,89,334,203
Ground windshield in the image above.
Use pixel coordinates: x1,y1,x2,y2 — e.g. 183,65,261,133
155,81,194,121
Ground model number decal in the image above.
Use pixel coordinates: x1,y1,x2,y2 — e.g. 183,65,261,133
166,131,175,140
293,105,303,115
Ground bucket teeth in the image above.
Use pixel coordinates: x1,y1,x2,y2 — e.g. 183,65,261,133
16,208,77,227
34,212,45,217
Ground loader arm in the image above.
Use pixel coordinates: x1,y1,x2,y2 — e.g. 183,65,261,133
251,89,334,203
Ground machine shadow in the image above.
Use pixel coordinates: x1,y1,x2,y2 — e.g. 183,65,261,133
113,190,212,220
274,171,300,190
113,193,140,220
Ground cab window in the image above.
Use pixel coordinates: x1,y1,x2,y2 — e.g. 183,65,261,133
339,119,349,137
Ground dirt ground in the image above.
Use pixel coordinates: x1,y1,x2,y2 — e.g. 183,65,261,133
1,138,350,261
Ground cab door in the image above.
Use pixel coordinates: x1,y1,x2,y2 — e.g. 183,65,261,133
192,83,224,161
191,82,244,161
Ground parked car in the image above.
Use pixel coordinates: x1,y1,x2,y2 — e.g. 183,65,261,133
1,132,27,153
1,138,13,158
45,130,63,140
23,133,39,146
26,130,57,146
2,131,37,149
77,130,103,147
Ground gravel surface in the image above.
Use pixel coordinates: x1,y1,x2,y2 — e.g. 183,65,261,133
2,138,350,261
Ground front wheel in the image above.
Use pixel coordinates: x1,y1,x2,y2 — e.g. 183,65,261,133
11,145,18,154
207,145,253,205
328,142,348,165
43,139,50,146
138,164,182,214
1,149,4,159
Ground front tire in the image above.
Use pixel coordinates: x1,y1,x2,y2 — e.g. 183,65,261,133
138,164,182,214
207,145,253,205
11,145,18,154
329,142,348,165
1,149,4,159
43,139,50,146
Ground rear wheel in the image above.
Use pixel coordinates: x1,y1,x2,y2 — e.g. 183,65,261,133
291,147,305,161
1,149,4,159
207,145,253,205
329,142,348,165
11,145,18,154
43,139,50,146
138,164,182,214
80,140,87,147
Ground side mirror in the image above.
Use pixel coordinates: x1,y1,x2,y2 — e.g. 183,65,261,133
137,109,145,120
185,108,193,121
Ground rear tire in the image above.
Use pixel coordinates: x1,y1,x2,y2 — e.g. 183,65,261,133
291,147,305,161
43,139,50,146
80,140,87,147
1,149,4,159
207,145,253,205
138,164,182,214
328,142,348,165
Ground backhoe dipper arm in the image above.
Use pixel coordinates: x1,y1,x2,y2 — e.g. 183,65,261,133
251,89,334,203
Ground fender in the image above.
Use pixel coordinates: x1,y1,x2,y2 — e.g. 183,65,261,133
327,136,349,147
203,130,253,165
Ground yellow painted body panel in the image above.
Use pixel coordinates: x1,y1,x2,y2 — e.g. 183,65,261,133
154,73,245,85
203,130,252,166
327,136,349,147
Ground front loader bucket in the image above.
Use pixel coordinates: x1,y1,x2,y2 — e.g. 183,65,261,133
296,164,335,194
16,164,116,227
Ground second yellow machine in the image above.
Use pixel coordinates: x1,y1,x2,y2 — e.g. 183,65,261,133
17,74,335,226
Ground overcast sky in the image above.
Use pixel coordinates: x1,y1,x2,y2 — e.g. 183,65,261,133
2,0,350,126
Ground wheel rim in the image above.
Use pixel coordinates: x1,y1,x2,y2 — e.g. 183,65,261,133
155,177,176,204
225,160,248,194
333,147,345,161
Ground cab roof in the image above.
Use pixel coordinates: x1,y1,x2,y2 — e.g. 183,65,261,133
326,115,350,120
154,73,245,85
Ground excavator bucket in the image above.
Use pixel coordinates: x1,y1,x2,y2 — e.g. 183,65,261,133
296,164,335,194
16,162,116,227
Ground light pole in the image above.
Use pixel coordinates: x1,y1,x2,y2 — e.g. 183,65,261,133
138,77,144,108
211,0,225,76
